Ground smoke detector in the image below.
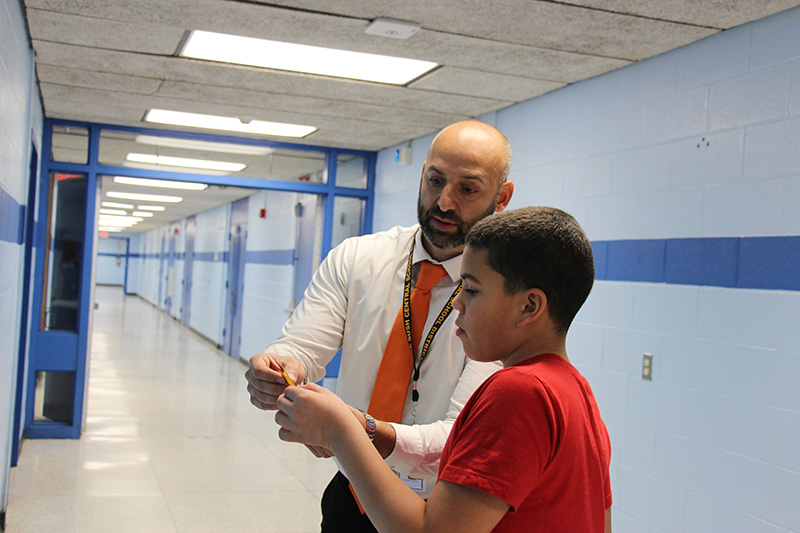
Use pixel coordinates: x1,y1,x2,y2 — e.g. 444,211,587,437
365,18,421,39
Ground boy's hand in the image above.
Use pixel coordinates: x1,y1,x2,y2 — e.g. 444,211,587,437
245,352,305,410
275,383,361,451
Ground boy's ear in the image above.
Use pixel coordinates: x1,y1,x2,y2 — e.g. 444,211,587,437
517,288,547,327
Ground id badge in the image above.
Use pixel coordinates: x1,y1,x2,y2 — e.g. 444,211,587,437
397,472,426,493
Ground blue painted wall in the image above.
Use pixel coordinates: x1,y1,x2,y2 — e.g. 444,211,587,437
0,0,43,515
96,237,128,286
374,7,800,531
240,190,297,364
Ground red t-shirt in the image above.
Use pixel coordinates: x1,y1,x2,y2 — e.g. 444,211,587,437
438,354,612,532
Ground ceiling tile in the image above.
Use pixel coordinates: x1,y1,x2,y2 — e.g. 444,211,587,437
26,8,185,54
37,65,163,94
410,67,565,101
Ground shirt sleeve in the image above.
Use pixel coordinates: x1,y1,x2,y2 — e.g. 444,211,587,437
386,359,502,479
437,372,553,510
264,239,352,383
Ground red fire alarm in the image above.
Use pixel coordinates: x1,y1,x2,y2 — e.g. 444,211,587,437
260,208,266,218
174,228,179,235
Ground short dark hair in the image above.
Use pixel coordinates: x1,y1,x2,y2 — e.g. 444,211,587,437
465,206,595,335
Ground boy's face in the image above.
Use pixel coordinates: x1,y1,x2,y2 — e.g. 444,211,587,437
453,246,522,365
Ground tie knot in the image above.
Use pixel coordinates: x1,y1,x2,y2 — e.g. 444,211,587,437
415,261,447,293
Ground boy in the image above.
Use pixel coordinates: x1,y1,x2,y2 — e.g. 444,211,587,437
275,206,612,532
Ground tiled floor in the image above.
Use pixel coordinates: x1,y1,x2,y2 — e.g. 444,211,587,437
7,286,337,532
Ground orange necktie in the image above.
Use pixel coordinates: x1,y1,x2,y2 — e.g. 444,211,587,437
368,260,448,422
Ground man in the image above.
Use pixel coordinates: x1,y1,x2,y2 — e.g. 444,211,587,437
245,120,514,532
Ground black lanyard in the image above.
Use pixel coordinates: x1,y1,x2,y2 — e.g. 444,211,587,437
402,231,462,408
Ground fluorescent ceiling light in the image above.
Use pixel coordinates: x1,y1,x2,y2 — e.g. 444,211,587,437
100,208,128,215
99,215,143,222
99,227,123,232
122,161,230,176
145,109,316,138
132,211,154,217
182,30,437,85
102,201,134,209
136,205,166,211
98,219,139,227
126,153,244,173
134,134,273,155
107,191,183,203
113,175,209,190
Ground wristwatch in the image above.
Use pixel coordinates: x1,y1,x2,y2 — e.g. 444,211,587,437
363,412,377,441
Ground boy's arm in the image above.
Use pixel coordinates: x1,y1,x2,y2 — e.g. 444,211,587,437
276,384,509,533
605,507,612,532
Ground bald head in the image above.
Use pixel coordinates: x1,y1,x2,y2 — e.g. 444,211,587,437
417,120,515,261
427,120,512,187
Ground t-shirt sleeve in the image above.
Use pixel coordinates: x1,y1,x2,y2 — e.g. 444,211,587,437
437,373,554,510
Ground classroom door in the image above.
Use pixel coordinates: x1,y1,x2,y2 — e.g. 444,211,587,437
223,198,248,359
293,193,322,309
164,231,176,316
180,216,196,327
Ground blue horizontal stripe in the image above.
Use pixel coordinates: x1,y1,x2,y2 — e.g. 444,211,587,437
126,249,293,265
194,251,229,262
739,236,800,291
245,249,295,265
593,236,800,291
0,187,24,245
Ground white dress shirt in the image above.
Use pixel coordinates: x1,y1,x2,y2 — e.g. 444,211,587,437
266,225,501,497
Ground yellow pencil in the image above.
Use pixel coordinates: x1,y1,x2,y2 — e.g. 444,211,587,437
279,363,296,387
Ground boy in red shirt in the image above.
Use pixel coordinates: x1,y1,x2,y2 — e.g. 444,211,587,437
276,206,612,532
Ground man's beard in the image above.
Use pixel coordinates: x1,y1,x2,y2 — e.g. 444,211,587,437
416,192,499,251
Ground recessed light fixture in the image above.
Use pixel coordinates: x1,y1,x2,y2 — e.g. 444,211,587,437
136,205,166,211
107,191,183,203
101,201,134,209
132,211,155,217
99,208,128,216
135,135,274,156
125,153,245,173
145,109,316,138
98,217,141,227
181,30,437,85
113,175,209,190
98,227,124,233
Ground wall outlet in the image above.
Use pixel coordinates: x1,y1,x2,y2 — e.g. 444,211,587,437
642,352,653,381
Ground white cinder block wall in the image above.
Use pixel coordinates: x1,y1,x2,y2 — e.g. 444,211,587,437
0,0,43,516
374,7,800,531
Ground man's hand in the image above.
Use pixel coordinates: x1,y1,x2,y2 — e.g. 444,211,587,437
245,352,306,410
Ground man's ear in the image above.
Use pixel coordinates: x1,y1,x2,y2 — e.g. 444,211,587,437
517,288,546,327
494,180,514,212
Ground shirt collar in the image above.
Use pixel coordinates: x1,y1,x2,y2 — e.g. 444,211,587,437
412,225,462,283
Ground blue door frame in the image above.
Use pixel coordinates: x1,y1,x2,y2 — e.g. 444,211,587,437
25,122,101,439
20,119,375,439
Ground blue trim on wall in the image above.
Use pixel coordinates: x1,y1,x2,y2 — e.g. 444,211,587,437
129,250,295,265
0,186,25,244
193,251,229,262
593,236,800,291
245,249,295,265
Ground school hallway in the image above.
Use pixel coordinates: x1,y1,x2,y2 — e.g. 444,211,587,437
6,285,336,533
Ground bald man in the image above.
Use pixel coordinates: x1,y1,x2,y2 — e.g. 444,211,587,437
246,120,514,532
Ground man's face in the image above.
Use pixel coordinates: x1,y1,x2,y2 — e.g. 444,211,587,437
416,132,508,260
417,182,498,253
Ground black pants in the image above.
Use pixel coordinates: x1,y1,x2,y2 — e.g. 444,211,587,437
321,471,379,533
